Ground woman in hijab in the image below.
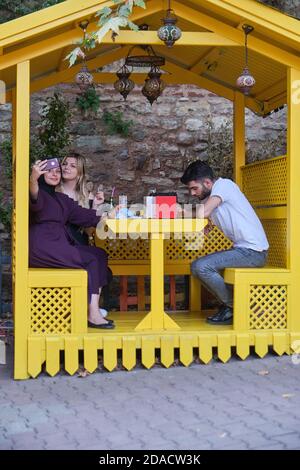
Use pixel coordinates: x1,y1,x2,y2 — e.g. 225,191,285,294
29,159,114,329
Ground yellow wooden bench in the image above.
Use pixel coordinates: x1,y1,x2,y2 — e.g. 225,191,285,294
224,267,290,330
27,268,88,335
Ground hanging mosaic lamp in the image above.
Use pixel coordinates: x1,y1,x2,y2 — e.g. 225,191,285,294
157,0,182,48
75,21,94,92
236,25,256,96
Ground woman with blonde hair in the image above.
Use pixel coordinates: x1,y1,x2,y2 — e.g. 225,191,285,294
59,152,90,207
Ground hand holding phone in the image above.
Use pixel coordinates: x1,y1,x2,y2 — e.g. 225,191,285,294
30,159,49,183
44,158,60,171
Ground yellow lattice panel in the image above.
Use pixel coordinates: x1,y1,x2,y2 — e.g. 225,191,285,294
165,225,232,261
98,226,232,263
30,287,72,334
249,285,287,329
262,219,287,268
99,237,150,260
242,156,287,206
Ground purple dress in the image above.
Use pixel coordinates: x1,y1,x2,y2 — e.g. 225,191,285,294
29,189,108,302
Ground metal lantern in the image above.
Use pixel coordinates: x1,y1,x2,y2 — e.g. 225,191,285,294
157,1,182,48
114,43,167,103
75,64,94,92
75,20,94,92
114,64,135,100
236,25,256,95
142,65,166,105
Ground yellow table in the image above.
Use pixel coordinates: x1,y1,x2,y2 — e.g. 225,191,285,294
105,218,207,331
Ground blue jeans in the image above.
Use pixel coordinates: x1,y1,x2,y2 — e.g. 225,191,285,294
191,247,268,308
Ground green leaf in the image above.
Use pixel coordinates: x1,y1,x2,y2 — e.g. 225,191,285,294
95,17,128,43
65,47,83,67
128,20,139,31
124,0,134,10
95,6,112,18
119,5,131,17
134,0,146,8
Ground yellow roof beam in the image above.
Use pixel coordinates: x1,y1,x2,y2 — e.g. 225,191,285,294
0,0,115,48
162,59,264,115
0,31,238,72
173,1,300,69
0,0,162,49
202,0,300,45
255,78,287,101
5,50,265,115
265,92,287,111
109,31,238,46
5,46,130,102
190,47,226,75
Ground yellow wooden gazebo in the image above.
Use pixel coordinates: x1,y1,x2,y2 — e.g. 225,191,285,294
1,0,300,379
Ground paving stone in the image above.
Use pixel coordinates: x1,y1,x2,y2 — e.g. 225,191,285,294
1,351,300,450
273,432,300,449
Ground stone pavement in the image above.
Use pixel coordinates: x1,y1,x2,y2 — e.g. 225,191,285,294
0,345,300,450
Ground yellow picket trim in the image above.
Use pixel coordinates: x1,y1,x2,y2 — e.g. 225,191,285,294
28,337,43,378
236,334,250,360
160,336,175,368
254,333,269,358
103,337,118,372
141,336,156,369
217,334,232,363
179,335,194,366
46,337,61,377
83,336,99,373
64,337,79,375
273,332,288,356
198,334,213,364
122,337,137,371
19,331,300,376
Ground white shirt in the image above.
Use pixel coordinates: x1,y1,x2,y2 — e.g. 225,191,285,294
210,178,269,251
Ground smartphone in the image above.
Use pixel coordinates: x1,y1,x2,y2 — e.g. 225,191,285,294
44,158,60,171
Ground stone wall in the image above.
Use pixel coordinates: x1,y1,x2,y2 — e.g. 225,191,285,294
1,82,287,204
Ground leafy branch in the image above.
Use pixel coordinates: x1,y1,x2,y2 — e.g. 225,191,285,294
76,87,100,113
103,110,133,137
66,0,146,67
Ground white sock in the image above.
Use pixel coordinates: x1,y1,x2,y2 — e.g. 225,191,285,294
99,308,108,318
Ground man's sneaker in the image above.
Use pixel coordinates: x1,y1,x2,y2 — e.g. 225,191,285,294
206,306,233,325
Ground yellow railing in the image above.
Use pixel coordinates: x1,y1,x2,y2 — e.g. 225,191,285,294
241,155,287,206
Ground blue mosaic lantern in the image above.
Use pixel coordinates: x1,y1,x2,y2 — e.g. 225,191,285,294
157,0,182,48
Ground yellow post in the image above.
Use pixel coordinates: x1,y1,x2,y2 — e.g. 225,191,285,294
287,68,300,333
233,91,245,188
13,60,30,379
135,236,164,330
